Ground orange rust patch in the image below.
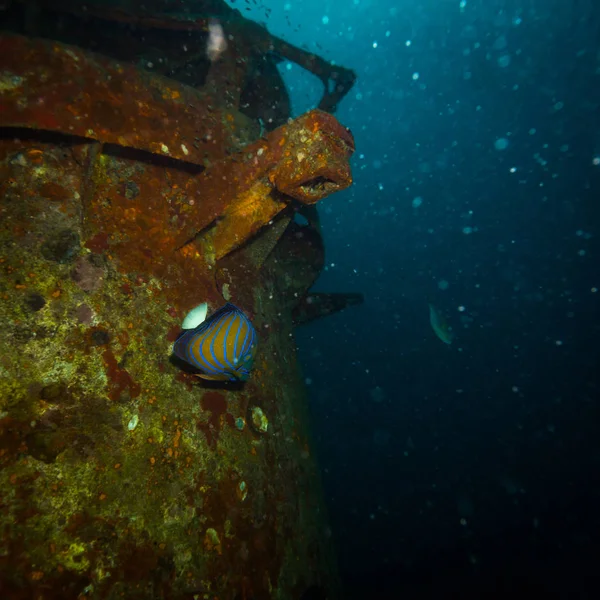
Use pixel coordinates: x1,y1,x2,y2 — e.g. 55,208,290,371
39,181,70,202
166,325,181,343
24,148,44,164
86,155,216,313
102,348,141,402
85,232,109,253
197,392,228,449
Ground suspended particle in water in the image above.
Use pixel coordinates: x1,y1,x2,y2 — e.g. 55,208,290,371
494,137,509,151
498,54,511,68
493,35,507,51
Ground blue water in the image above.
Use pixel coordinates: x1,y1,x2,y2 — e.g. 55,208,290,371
232,0,600,596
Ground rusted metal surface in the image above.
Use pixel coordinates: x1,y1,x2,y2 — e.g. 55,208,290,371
79,108,354,311
0,25,357,599
177,110,355,258
0,34,259,164
1,33,354,296
8,0,356,116
0,130,339,600
263,219,326,309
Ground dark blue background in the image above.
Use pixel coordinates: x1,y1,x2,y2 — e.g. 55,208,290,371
232,0,600,596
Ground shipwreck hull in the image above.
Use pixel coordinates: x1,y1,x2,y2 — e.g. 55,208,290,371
0,30,355,599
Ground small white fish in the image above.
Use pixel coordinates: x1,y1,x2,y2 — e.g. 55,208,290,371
181,302,208,330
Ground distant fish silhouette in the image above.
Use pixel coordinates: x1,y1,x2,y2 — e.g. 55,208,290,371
428,303,453,345
173,303,257,381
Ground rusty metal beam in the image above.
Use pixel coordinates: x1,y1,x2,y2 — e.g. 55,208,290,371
0,34,258,164
178,110,355,260
0,32,356,315
9,0,356,114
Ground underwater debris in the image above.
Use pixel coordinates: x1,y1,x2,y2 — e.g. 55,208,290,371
0,7,351,596
21,0,356,120
177,109,355,261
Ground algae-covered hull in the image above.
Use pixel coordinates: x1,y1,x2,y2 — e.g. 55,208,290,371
0,19,357,599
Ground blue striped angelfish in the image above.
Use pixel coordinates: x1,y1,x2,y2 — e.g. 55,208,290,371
173,303,258,381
